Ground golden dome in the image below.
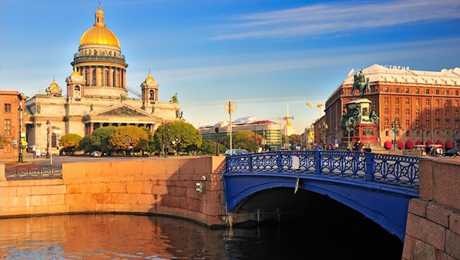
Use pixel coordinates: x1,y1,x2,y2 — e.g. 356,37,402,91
79,6,120,48
80,26,120,47
49,77,59,89
71,68,81,77
145,71,155,82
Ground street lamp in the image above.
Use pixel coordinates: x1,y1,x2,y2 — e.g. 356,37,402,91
18,103,24,163
215,127,219,156
391,119,402,150
46,120,51,159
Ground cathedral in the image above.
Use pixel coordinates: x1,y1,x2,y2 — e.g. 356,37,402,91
24,5,180,153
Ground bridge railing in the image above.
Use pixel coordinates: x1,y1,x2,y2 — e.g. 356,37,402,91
225,150,419,189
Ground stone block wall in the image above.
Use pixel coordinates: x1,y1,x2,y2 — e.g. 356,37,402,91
402,158,460,260
0,156,227,227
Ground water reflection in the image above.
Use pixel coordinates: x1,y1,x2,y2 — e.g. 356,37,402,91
0,214,402,259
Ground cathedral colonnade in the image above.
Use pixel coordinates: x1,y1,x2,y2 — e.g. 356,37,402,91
77,66,126,88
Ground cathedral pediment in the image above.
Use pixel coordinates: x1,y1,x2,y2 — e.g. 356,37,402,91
97,105,152,117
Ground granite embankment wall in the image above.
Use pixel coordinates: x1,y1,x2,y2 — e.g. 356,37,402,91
403,158,460,260
0,157,228,227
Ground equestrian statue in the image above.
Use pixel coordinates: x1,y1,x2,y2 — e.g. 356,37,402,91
352,70,370,98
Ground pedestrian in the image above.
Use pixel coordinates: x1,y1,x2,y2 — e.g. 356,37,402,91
353,139,363,152
32,145,36,158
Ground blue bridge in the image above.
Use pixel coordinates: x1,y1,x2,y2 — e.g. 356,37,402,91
223,150,419,241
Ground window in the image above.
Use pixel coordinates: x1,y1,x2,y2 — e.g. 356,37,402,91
446,121,450,128
446,110,450,117
456,110,459,117
456,100,459,107
384,87,388,92
384,108,389,115
436,89,440,95
51,134,57,147
113,71,116,87
416,120,420,127
384,98,389,105
436,99,440,106
405,109,410,116
446,90,450,95
384,119,389,127
426,110,430,116
92,69,96,86
435,110,440,116
405,88,409,93
4,119,11,135
395,109,400,115
456,90,459,96
436,120,440,128
426,89,430,94
395,88,400,93
85,70,89,86
426,120,430,127
4,103,11,112
149,90,155,100
416,89,420,94
405,120,409,127
415,109,420,116
405,98,409,105
395,98,400,105
415,99,419,106
446,100,450,107
426,99,430,106
385,131,389,136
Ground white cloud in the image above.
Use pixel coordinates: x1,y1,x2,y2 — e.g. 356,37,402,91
212,0,460,39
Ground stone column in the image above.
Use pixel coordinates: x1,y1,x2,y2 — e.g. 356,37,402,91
123,70,126,89
96,67,102,87
109,67,113,87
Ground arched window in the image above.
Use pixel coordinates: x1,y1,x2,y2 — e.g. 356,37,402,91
149,90,155,100
85,70,89,86
106,70,109,86
74,86,81,97
51,133,57,147
92,69,96,86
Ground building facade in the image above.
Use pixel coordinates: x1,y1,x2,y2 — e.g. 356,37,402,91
0,91,26,159
324,64,460,148
199,118,282,151
24,6,180,154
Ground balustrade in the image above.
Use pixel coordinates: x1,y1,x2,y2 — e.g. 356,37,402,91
225,150,419,188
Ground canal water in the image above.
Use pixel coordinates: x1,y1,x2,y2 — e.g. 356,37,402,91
0,213,402,259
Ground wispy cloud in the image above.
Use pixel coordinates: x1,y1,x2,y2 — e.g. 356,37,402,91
212,0,460,40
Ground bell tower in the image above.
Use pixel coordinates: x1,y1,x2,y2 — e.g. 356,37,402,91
66,69,86,101
141,71,159,111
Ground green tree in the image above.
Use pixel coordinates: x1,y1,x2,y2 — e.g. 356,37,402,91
78,135,94,155
289,134,301,147
223,131,262,152
109,126,148,154
141,127,155,155
90,126,116,155
60,133,82,155
154,121,202,154
198,140,226,155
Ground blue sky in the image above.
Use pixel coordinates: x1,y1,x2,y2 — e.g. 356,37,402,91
2,0,460,133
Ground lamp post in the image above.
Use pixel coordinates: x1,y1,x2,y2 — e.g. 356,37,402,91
18,103,24,163
322,122,328,149
391,119,402,150
345,121,354,150
215,127,219,156
46,120,51,159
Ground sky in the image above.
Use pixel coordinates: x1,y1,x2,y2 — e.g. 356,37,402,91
2,0,460,133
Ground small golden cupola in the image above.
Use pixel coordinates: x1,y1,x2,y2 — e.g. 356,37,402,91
46,77,63,97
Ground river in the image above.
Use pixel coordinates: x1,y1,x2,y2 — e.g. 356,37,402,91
0,214,402,259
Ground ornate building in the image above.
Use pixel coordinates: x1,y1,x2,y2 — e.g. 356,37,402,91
324,64,460,148
25,5,180,154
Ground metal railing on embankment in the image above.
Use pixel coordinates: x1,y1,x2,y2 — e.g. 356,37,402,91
4,163,62,180
225,150,419,189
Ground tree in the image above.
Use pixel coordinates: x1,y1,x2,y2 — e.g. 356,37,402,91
154,121,202,154
289,134,301,148
141,127,155,155
60,133,82,155
109,126,148,154
78,135,94,155
198,140,226,155
90,126,116,155
223,131,262,152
